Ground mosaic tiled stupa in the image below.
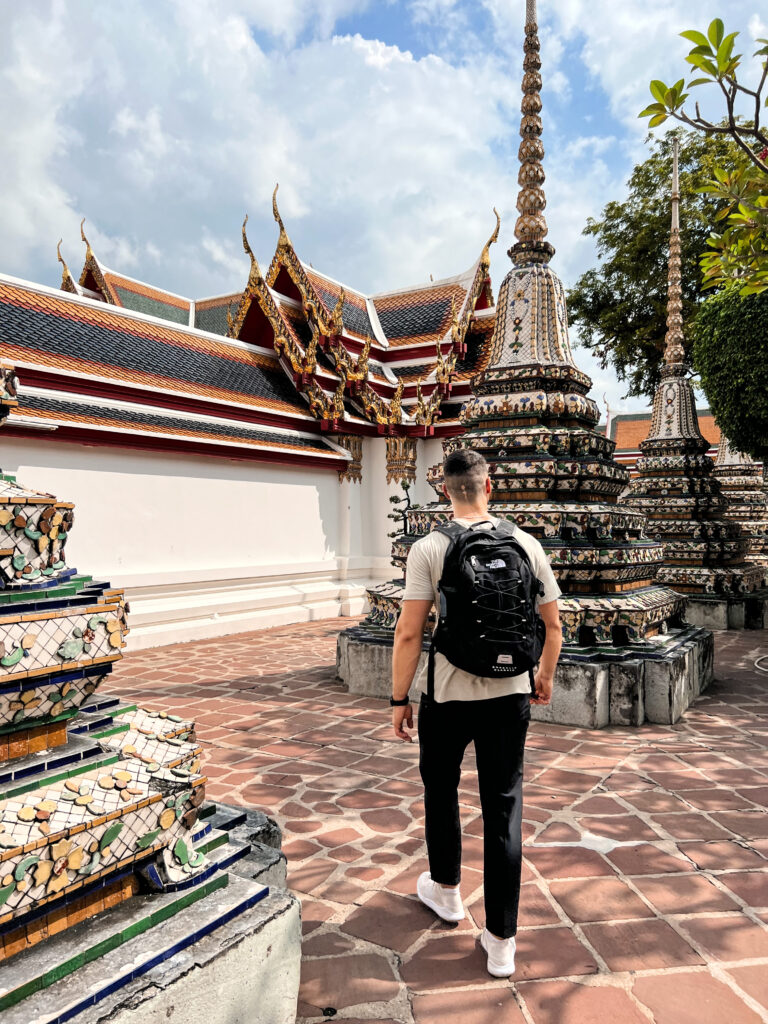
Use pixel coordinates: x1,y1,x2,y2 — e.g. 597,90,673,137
713,436,768,583
626,139,765,628
0,364,298,1023
338,0,715,728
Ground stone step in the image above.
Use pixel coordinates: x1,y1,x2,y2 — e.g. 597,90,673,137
190,804,286,888
68,702,138,738
0,872,276,1023
0,737,118,802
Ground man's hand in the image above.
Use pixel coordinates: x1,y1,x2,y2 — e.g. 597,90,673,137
531,670,553,706
392,702,414,742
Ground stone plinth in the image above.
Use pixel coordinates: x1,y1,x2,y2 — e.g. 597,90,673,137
337,626,713,728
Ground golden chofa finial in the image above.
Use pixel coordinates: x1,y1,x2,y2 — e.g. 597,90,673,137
481,208,501,270
57,239,76,292
80,218,94,260
272,183,291,249
331,287,345,336
509,0,555,265
241,214,263,288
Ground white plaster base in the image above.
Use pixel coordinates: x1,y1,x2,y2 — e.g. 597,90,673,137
78,888,301,1024
122,568,379,650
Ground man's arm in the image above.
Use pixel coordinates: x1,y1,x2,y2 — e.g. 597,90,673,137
532,599,562,706
391,598,432,741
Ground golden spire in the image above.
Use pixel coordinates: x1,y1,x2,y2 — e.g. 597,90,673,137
331,287,345,335
272,183,291,250
80,218,94,260
663,136,685,367
241,214,263,289
509,0,555,265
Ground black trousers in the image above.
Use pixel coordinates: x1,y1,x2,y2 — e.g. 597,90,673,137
418,691,530,939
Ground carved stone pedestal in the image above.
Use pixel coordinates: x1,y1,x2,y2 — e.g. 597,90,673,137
684,593,768,631
336,625,714,729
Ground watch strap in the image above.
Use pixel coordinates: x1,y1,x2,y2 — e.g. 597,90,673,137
389,695,410,706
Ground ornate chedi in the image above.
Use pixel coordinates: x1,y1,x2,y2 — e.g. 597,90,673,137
626,138,764,620
713,436,768,582
362,0,684,651
339,0,715,729
0,368,296,1021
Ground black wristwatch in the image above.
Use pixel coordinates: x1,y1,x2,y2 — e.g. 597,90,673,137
389,696,410,706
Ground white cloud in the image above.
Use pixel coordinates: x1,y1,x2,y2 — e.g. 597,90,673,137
0,0,762,414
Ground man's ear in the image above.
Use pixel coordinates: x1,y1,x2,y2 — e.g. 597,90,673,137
442,483,450,500
485,475,492,495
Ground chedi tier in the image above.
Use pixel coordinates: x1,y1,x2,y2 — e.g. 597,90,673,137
0,367,299,1023
625,138,766,631
338,0,714,729
713,437,768,581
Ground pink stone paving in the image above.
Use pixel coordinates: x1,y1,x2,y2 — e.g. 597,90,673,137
107,621,768,1024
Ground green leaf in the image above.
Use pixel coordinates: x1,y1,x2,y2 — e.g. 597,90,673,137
23,527,42,540
649,79,668,103
718,32,738,62
648,113,669,127
687,78,713,87
0,882,15,907
681,29,711,48
135,829,162,851
14,855,39,882
708,18,724,49
639,103,666,116
12,555,25,570
100,822,124,851
1,646,24,668
57,638,85,660
173,838,190,866
686,53,718,76
88,614,107,630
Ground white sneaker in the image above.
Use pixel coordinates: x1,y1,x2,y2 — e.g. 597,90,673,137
480,928,516,977
416,872,465,922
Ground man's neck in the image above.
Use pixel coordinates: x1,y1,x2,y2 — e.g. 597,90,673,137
451,502,491,521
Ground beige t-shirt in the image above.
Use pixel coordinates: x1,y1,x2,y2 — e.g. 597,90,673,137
403,517,561,702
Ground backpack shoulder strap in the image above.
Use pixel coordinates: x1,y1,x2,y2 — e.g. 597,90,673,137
493,518,518,539
433,521,466,540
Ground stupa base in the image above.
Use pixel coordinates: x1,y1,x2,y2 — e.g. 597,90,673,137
1,801,300,1024
682,591,768,631
336,625,713,729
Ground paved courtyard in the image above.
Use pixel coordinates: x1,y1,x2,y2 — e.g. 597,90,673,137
106,620,768,1024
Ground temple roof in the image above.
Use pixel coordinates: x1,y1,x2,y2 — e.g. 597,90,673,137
0,275,349,468
0,278,306,415
52,197,501,439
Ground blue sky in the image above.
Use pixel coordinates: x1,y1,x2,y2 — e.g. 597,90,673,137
0,0,764,412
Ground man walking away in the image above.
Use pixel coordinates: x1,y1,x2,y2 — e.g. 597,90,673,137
390,449,562,977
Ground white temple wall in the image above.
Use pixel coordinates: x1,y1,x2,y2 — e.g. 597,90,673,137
1,434,400,650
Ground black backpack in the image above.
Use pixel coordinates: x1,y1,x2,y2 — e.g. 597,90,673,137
427,520,545,697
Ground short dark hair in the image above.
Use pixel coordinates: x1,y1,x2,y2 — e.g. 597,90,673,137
443,449,489,500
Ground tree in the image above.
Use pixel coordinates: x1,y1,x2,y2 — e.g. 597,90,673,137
567,130,739,399
692,288,768,460
639,18,768,294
